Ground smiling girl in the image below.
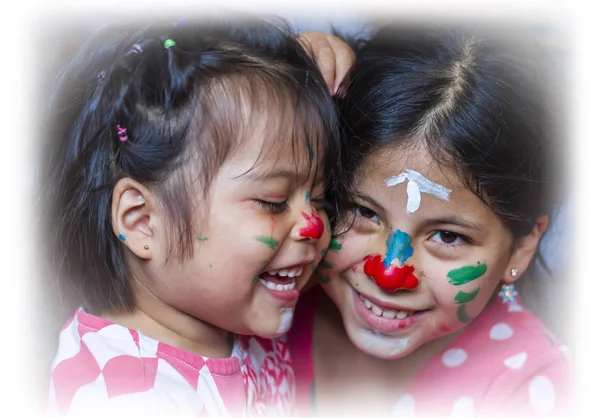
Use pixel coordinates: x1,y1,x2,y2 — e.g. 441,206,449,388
40,14,338,417
289,23,570,417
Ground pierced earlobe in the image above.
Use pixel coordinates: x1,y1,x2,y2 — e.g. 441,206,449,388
510,268,519,277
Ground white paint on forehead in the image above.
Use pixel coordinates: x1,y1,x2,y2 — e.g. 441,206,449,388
277,307,294,334
360,330,409,357
384,169,452,213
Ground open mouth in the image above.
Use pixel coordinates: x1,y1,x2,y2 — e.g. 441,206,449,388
258,266,303,292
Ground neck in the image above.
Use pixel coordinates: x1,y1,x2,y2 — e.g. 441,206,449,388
103,279,233,359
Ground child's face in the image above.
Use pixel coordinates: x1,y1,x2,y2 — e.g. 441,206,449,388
320,146,517,359
146,127,330,339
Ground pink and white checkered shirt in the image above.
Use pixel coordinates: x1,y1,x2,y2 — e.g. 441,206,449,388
45,307,295,418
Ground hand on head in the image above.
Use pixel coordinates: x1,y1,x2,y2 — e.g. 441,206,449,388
297,31,355,94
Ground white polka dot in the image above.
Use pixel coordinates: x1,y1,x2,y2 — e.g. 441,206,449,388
442,348,468,367
508,302,524,312
559,345,572,363
528,375,555,413
392,393,416,417
504,351,528,370
489,322,514,340
450,397,475,418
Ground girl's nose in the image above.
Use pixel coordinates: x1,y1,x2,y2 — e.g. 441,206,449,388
292,208,324,241
363,255,419,292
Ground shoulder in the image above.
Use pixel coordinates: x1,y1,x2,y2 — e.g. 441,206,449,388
404,300,572,416
237,335,295,416
431,300,572,415
46,309,211,417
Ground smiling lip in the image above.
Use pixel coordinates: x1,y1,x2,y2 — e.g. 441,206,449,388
352,288,426,333
258,260,314,303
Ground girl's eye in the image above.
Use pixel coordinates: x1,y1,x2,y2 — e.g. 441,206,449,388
256,200,289,214
352,205,381,224
430,230,470,246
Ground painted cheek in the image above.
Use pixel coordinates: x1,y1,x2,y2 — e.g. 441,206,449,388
363,255,419,292
299,209,324,240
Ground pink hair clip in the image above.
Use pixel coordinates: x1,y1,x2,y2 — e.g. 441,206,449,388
116,124,128,142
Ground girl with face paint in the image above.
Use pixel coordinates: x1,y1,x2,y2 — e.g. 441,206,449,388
39,15,339,417
288,23,571,417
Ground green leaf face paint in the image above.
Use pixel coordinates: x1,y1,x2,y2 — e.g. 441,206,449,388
447,263,487,286
328,237,342,252
453,288,480,304
196,236,209,242
317,273,330,284
320,260,334,270
254,236,279,249
457,304,472,323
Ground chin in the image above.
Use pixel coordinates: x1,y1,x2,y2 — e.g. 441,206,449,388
248,307,295,339
346,326,413,360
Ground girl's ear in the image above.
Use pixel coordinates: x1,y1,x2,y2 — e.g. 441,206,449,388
111,178,159,260
504,215,549,283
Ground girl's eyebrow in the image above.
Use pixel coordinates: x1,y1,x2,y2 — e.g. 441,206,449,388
239,169,298,182
353,192,386,215
425,216,485,232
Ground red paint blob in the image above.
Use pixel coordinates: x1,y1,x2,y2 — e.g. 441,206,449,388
363,254,419,292
299,209,324,240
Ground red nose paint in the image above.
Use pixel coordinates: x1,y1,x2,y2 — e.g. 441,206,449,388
363,254,419,292
299,209,324,240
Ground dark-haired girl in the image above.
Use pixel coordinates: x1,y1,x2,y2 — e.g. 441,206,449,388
289,24,571,417
40,14,339,417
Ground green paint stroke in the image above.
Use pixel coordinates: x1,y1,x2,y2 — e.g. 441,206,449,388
453,288,480,304
317,273,330,284
196,236,209,242
457,304,472,323
328,237,342,252
447,263,487,286
311,263,317,272
325,219,331,235
255,236,279,249
320,248,328,256
320,260,334,270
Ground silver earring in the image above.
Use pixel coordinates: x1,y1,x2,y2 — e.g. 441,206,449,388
498,283,518,303
510,268,518,277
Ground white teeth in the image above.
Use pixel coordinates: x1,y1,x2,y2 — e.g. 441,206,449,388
371,304,383,316
269,267,303,278
359,294,412,320
259,278,296,292
382,310,396,319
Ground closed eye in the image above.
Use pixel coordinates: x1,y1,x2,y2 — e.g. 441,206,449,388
255,200,289,214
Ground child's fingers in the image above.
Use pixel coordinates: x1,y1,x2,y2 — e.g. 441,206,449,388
297,31,340,94
326,35,356,93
